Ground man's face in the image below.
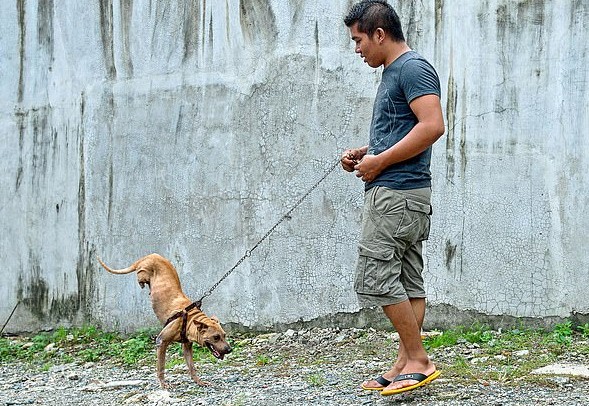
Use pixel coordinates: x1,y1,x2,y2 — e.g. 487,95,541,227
350,23,383,68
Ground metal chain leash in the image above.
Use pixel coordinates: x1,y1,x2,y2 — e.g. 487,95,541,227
197,157,342,304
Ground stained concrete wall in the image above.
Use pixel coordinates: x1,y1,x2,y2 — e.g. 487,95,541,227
1,0,588,333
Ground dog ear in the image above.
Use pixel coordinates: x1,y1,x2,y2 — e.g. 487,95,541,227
210,315,220,323
195,322,209,335
136,267,151,289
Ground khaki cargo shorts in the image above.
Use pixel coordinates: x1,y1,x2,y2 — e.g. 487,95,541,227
354,186,432,307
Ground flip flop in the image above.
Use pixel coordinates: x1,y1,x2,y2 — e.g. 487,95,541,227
360,375,392,391
381,370,441,396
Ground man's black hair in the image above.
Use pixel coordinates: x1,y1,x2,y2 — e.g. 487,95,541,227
344,0,405,42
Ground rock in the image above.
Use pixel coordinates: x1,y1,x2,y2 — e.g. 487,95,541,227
284,329,296,338
81,380,145,392
147,390,182,404
513,350,529,357
471,356,489,364
123,393,147,404
531,363,589,378
44,343,56,352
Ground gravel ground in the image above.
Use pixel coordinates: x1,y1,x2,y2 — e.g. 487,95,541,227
1,328,588,406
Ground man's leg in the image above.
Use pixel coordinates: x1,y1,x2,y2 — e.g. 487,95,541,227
391,297,426,370
382,299,436,390
361,298,426,389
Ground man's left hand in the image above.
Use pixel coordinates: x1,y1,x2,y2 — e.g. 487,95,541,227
354,154,383,182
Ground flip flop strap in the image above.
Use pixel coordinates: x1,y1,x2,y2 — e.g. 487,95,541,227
393,372,428,383
375,375,392,386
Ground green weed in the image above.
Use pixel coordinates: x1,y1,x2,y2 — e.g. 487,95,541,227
307,373,326,386
424,323,495,349
256,355,270,366
119,330,155,365
577,323,589,338
547,321,573,346
165,357,185,369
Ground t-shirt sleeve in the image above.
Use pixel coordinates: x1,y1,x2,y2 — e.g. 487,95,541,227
399,58,441,104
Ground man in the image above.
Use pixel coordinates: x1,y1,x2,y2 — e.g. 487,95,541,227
341,0,445,396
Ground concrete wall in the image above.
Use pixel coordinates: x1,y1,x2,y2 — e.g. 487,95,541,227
1,0,588,333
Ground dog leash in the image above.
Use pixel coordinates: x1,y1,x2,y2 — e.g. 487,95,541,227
0,301,20,336
195,157,342,307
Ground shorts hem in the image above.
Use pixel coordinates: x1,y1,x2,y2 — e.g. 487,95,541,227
357,292,409,308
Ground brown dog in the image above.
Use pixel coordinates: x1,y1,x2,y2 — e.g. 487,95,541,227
98,253,231,388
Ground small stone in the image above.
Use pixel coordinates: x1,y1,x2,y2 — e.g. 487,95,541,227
44,343,56,352
226,375,240,383
284,329,296,338
471,356,489,364
147,390,182,404
123,393,147,404
551,376,570,385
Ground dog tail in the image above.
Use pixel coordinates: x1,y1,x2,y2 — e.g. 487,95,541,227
97,257,137,274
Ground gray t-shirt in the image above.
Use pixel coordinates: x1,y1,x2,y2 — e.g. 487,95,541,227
366,50,441,191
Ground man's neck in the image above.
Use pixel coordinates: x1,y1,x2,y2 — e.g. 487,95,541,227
384,42,412,68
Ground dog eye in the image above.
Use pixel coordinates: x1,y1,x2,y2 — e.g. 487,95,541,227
213,334,221,341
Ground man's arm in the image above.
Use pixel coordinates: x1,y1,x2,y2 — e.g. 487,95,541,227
354,94,445,182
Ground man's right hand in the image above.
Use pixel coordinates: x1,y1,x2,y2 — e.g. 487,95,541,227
341,147,367,172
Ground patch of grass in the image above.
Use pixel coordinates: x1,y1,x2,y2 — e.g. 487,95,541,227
165,357,185,369
307,373,326,386
578,323,589,338
0,326,159,368
256,354,270,366
424,329,460,348
421,320,589,387
424,323,495,350
548,321,573,346
119,330,155,365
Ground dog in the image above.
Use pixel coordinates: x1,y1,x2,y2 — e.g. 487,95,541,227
98,253,232,388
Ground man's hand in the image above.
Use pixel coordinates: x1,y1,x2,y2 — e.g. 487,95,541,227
354,154,384,182
341,147,367,172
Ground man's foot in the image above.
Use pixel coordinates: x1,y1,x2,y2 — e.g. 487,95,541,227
381,365,440,396
360,366,402,390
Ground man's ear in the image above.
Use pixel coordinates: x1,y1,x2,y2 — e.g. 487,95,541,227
375,27,386,44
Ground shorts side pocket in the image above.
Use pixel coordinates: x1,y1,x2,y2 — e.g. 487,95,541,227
354,246,395,295
395,199,432,242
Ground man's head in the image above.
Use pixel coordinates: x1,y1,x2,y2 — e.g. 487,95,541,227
344,1,405,68
344,0,404,42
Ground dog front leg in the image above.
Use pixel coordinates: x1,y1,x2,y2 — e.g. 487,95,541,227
155,334,171,389
182,342,210,386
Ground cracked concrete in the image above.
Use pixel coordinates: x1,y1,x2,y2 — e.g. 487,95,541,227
1,1,588,332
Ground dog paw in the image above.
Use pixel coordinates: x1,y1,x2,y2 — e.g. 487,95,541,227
194,379,211,387
158,380,172,390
